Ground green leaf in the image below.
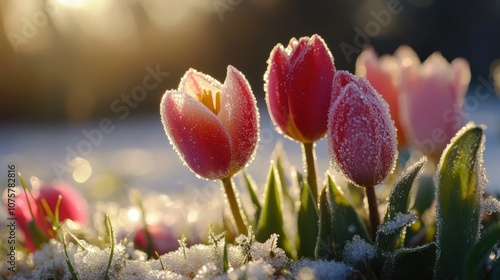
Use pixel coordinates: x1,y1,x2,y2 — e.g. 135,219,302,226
223,234,229,273
27,219,49,250
243,171,262,226
104,214,115,280
315,186,335,260
434,123,486,280
327,174,370,257
61,230,79,280
377,157,427,251
255,163,291,256
392,243,436,280
296,179,319,259
274,146,294,207
463,223,500,280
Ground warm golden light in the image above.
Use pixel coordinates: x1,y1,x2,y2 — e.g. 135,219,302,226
56,0,89,9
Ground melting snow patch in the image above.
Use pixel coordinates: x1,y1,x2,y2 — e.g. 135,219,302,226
342,235,375,266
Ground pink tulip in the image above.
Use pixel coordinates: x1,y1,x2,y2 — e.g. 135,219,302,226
265,34,336,143
161,66,259,180
36,181,89,226
10,181,89,252
134,223,179,256
328,71,397,188
400,51,470,160
355,46,419,146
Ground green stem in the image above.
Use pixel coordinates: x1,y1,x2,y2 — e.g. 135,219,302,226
365,185,380,240
302,142,318,205
221,177,248,236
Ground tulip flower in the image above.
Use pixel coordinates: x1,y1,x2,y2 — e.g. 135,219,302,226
11,181,89,252
134,223,179,257
264,34,336,202
328,71,397,238
355,46,419,146
399,51,470,161
161,66,259,235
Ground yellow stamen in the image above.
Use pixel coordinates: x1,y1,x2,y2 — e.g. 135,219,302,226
196,89,221,115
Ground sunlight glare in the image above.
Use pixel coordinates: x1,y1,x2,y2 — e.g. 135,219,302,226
56,0,89,9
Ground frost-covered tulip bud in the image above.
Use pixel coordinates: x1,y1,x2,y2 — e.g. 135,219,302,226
355,46,419,146
161,66,259,180
265,34,336,143
328,71,397,187
134,223,179,256
400,51,470,161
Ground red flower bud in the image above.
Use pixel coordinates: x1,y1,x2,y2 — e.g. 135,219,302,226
265,34,336,143
328,71,397,187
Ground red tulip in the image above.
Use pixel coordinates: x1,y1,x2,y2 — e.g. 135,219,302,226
265,34,336,143
161,66,259,180
400,51,470,161
328,71,397,187
355,46,419,146
134,223,179,256
10,181,89,252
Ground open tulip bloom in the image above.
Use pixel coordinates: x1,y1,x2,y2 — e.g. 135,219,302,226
161,65,259,235
356,45,471,162
5,34,499,280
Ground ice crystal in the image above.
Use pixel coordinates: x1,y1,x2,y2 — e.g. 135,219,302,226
342,235,375,266
482,196,500,215
378,212,418,235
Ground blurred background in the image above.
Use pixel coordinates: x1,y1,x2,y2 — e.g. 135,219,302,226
1,0,500,202
1,0,499,122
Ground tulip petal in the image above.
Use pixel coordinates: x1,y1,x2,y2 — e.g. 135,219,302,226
265,45,291,137
356,48,406,145
286,35,335,142
37,182,89,225
400,54,469,160
451,58,471,103
178,68,223,99
219,65,259,175
161,91,232,179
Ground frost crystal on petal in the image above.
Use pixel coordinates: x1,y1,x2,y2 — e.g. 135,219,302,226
378,212,418,235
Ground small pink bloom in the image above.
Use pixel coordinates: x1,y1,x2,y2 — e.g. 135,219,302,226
161,66,259,180
265,34,336,143
328,71,397,187
355,46,418,146
9,181,89,252
400,51,470,160
134,223,179,256
36,181,89,226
